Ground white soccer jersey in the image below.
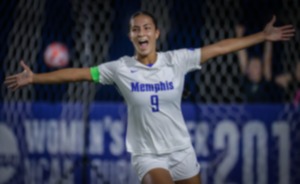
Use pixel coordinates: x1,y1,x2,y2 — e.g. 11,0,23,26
94,48,201,154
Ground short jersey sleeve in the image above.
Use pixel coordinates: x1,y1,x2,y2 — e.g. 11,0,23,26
169,48,201,74
90,60,119,84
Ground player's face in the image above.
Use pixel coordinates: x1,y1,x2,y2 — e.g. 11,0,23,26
129,14,160,57
248,58,262,83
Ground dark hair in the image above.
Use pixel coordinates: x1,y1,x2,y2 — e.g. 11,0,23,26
129,11,158,30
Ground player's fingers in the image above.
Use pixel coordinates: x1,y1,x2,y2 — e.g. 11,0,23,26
280,25,295,31
280,24,294,29
4,77,15,84
281,37,292,41
268,15,276,25
12,85,20,91
5,75,17,81
281,37,293,41
4,79,16,86
282,29,296,35
4,76,17,85
8,82,17,89
282,30,296,35
8,83,18,89
282,33,295,38
282,30,295,36
20,60,30,71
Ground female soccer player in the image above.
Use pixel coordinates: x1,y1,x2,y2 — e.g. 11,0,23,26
4,11,295,184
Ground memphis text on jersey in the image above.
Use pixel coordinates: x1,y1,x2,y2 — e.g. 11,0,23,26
131,81,174,93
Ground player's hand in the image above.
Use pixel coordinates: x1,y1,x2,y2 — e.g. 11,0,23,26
263,15,295,41
4,60,34,91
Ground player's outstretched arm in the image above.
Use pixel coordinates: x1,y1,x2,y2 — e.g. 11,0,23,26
201,15,295,64
4,60,92,91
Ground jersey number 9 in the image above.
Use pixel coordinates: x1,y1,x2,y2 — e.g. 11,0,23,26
150,95,159,112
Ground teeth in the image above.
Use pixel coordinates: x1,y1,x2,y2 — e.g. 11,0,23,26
138,39,148,42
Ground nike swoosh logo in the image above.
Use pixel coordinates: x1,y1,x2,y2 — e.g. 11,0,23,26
130,70,138,73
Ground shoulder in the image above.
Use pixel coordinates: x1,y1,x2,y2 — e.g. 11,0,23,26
118,55,136,67
163,48,191,56
159,49,190,64
101,55,134,68
160,48,201,65
110,56,133,64
163,48,201,58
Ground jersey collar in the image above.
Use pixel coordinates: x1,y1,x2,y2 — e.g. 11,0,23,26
131,53,161,70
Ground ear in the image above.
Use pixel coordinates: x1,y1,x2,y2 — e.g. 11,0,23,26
155,29,160,39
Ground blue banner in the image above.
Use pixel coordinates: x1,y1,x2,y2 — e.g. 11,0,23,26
0,103,299,184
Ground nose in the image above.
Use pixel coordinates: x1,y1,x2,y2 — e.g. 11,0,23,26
137,28,145,37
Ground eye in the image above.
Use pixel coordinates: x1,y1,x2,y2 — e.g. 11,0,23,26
132,27,139,32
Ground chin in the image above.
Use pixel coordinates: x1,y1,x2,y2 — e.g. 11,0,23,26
138,50,151,56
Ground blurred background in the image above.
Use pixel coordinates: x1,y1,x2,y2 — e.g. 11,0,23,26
0,0,299,183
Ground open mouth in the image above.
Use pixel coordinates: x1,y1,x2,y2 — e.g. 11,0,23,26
138,40,149,50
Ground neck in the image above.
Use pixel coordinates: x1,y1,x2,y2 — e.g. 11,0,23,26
135,52,157,65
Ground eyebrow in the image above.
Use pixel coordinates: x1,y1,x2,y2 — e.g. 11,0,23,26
132,23,152,28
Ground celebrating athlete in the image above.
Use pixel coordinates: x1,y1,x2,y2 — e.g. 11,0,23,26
4,11,295,184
